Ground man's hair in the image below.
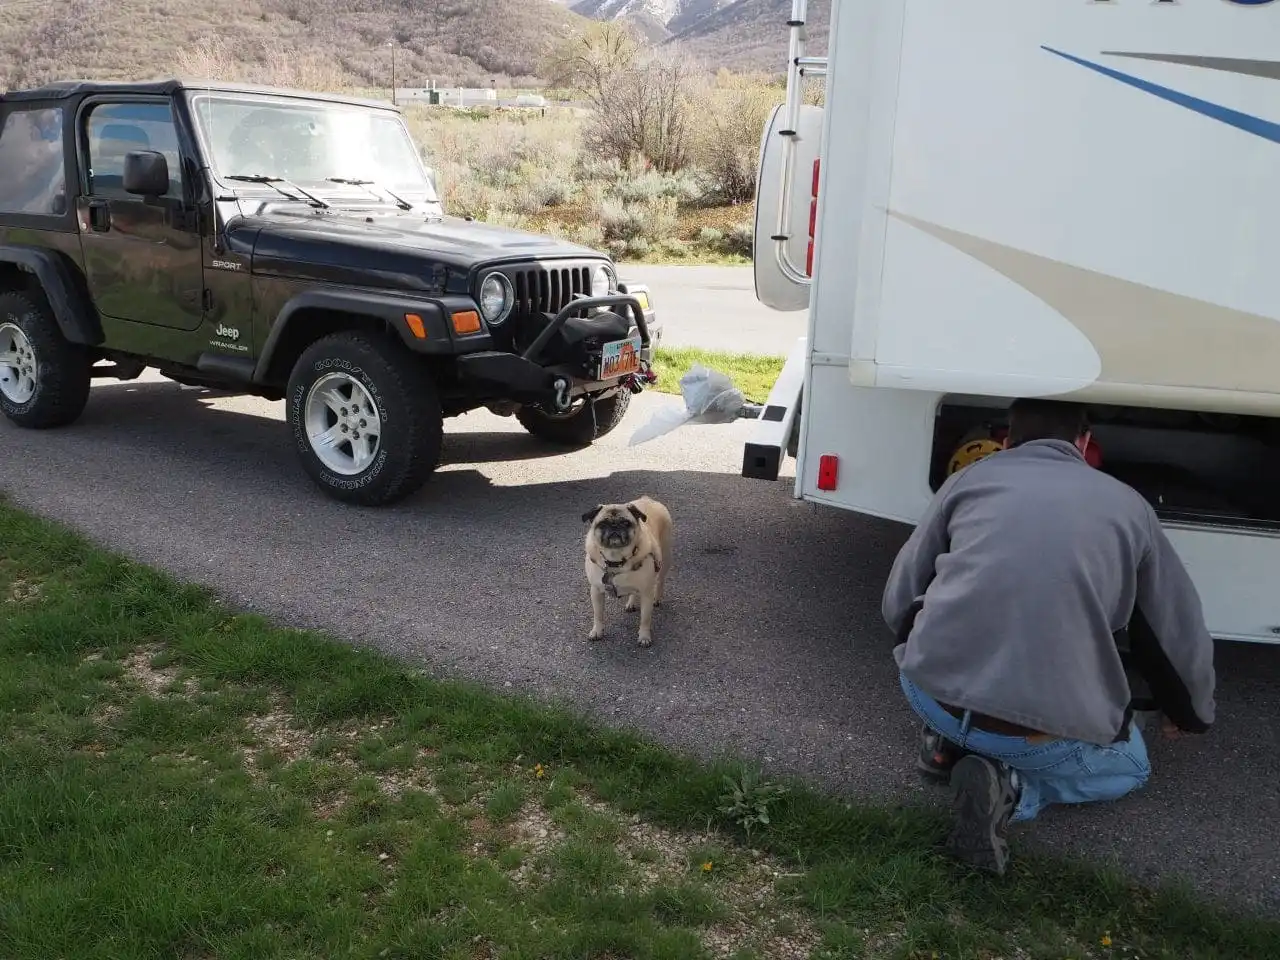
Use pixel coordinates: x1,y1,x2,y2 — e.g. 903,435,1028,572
1005,398,1089,447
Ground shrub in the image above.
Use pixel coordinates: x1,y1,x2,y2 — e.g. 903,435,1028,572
611,165,705,205
514,174,574,214
597,195,678,245
725,221,755,258
692,222,753,260
571,222,606,249
623,237,651,259
480,208,530,231
575,156,626,184
654,238,689,260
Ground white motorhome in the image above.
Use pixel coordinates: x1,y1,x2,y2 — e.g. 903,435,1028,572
745,0,1280,645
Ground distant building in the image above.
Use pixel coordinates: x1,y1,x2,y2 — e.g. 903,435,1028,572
395,87,496,106
391,87,554,110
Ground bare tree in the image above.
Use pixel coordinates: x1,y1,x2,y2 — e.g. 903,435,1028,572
544,24,697,173
587,52,699,174
540,21,641,109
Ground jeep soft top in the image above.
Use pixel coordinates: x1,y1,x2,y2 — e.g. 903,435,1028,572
0,77,662,505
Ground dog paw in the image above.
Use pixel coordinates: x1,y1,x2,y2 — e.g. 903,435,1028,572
624,598,638,613
637,634,653,648
588,627,604,642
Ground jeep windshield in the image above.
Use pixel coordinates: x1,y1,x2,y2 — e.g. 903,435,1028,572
187,92,440,210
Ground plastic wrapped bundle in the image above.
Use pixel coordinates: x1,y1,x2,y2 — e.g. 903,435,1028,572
628,364,763,446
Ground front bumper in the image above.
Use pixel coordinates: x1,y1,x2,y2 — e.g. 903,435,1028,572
456,293,655,410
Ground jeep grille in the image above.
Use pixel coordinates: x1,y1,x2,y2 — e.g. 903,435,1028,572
509,264,594,316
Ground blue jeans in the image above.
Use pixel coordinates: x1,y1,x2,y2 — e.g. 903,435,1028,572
900,673,1151,822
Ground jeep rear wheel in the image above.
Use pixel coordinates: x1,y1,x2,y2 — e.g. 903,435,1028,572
0,291,92,429
287,331,443,506
516,389,632,447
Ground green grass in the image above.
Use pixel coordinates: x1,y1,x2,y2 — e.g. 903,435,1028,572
0,498,1277,959
651,347,786,404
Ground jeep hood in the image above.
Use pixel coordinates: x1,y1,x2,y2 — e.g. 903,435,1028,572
239,203,608,294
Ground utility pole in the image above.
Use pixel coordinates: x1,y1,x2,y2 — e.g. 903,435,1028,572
387,40,397,105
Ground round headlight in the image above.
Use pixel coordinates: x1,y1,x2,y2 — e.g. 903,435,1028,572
479,273,513,325
590,264,615,299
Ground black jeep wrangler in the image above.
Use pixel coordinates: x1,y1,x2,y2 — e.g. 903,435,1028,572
0,79,661,505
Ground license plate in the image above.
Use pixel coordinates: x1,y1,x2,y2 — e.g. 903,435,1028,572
598,335,643,380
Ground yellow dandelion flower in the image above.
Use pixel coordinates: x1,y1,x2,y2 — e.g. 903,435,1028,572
702,861,713,872
1101,934,1113,947
534,763,545,779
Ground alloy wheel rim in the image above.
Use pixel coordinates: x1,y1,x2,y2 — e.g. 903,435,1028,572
0,322,38,405
303,372,383,475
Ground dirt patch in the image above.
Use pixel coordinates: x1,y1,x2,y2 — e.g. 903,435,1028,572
488,787,818,957
494,801,567,887
241,706,438,810
573,794,818,958
6,576,42,604
6,577,42,604
602,807,815,957
94,647,437,811
120,643,196,698
244,707,317,769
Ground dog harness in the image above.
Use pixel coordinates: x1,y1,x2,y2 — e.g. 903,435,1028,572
596,548,660,599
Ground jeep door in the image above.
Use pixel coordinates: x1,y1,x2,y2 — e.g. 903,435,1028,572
74,97,205,332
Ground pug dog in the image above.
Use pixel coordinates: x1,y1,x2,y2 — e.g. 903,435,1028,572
581,495,672,647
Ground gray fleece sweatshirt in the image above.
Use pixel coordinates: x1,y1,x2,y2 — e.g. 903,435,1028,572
883,439,1216,745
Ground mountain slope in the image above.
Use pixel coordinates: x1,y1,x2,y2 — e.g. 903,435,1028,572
570,0,732,35
665,0,734,34
571,0,680,22
1,0,586,91
669,0,829,72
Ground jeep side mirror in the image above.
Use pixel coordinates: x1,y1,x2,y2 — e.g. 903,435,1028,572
123,150,170,197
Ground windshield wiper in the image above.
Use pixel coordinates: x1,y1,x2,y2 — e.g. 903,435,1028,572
326,177,414,211
225,174,330,209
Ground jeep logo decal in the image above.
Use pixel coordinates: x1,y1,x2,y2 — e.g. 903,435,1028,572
215,323,240,341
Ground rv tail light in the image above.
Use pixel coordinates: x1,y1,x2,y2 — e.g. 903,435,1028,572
817,454,838,491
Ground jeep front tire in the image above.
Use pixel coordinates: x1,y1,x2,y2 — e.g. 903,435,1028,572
516,389,632,447
286,331,443,506
0,290,92,429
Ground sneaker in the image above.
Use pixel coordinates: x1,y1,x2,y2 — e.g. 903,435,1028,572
946,755,1019,875
917,725,969,784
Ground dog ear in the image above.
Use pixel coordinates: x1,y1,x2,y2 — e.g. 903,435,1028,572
581,505,603,523
626,504,647,523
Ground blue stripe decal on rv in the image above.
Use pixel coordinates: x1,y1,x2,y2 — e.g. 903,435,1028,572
1041,46,1280,146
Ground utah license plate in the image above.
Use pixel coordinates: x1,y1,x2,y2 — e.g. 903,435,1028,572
598,335,643,380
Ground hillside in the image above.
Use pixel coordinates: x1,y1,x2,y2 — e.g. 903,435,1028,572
0,0,587,92
669,0,829,73
666,0,735,34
